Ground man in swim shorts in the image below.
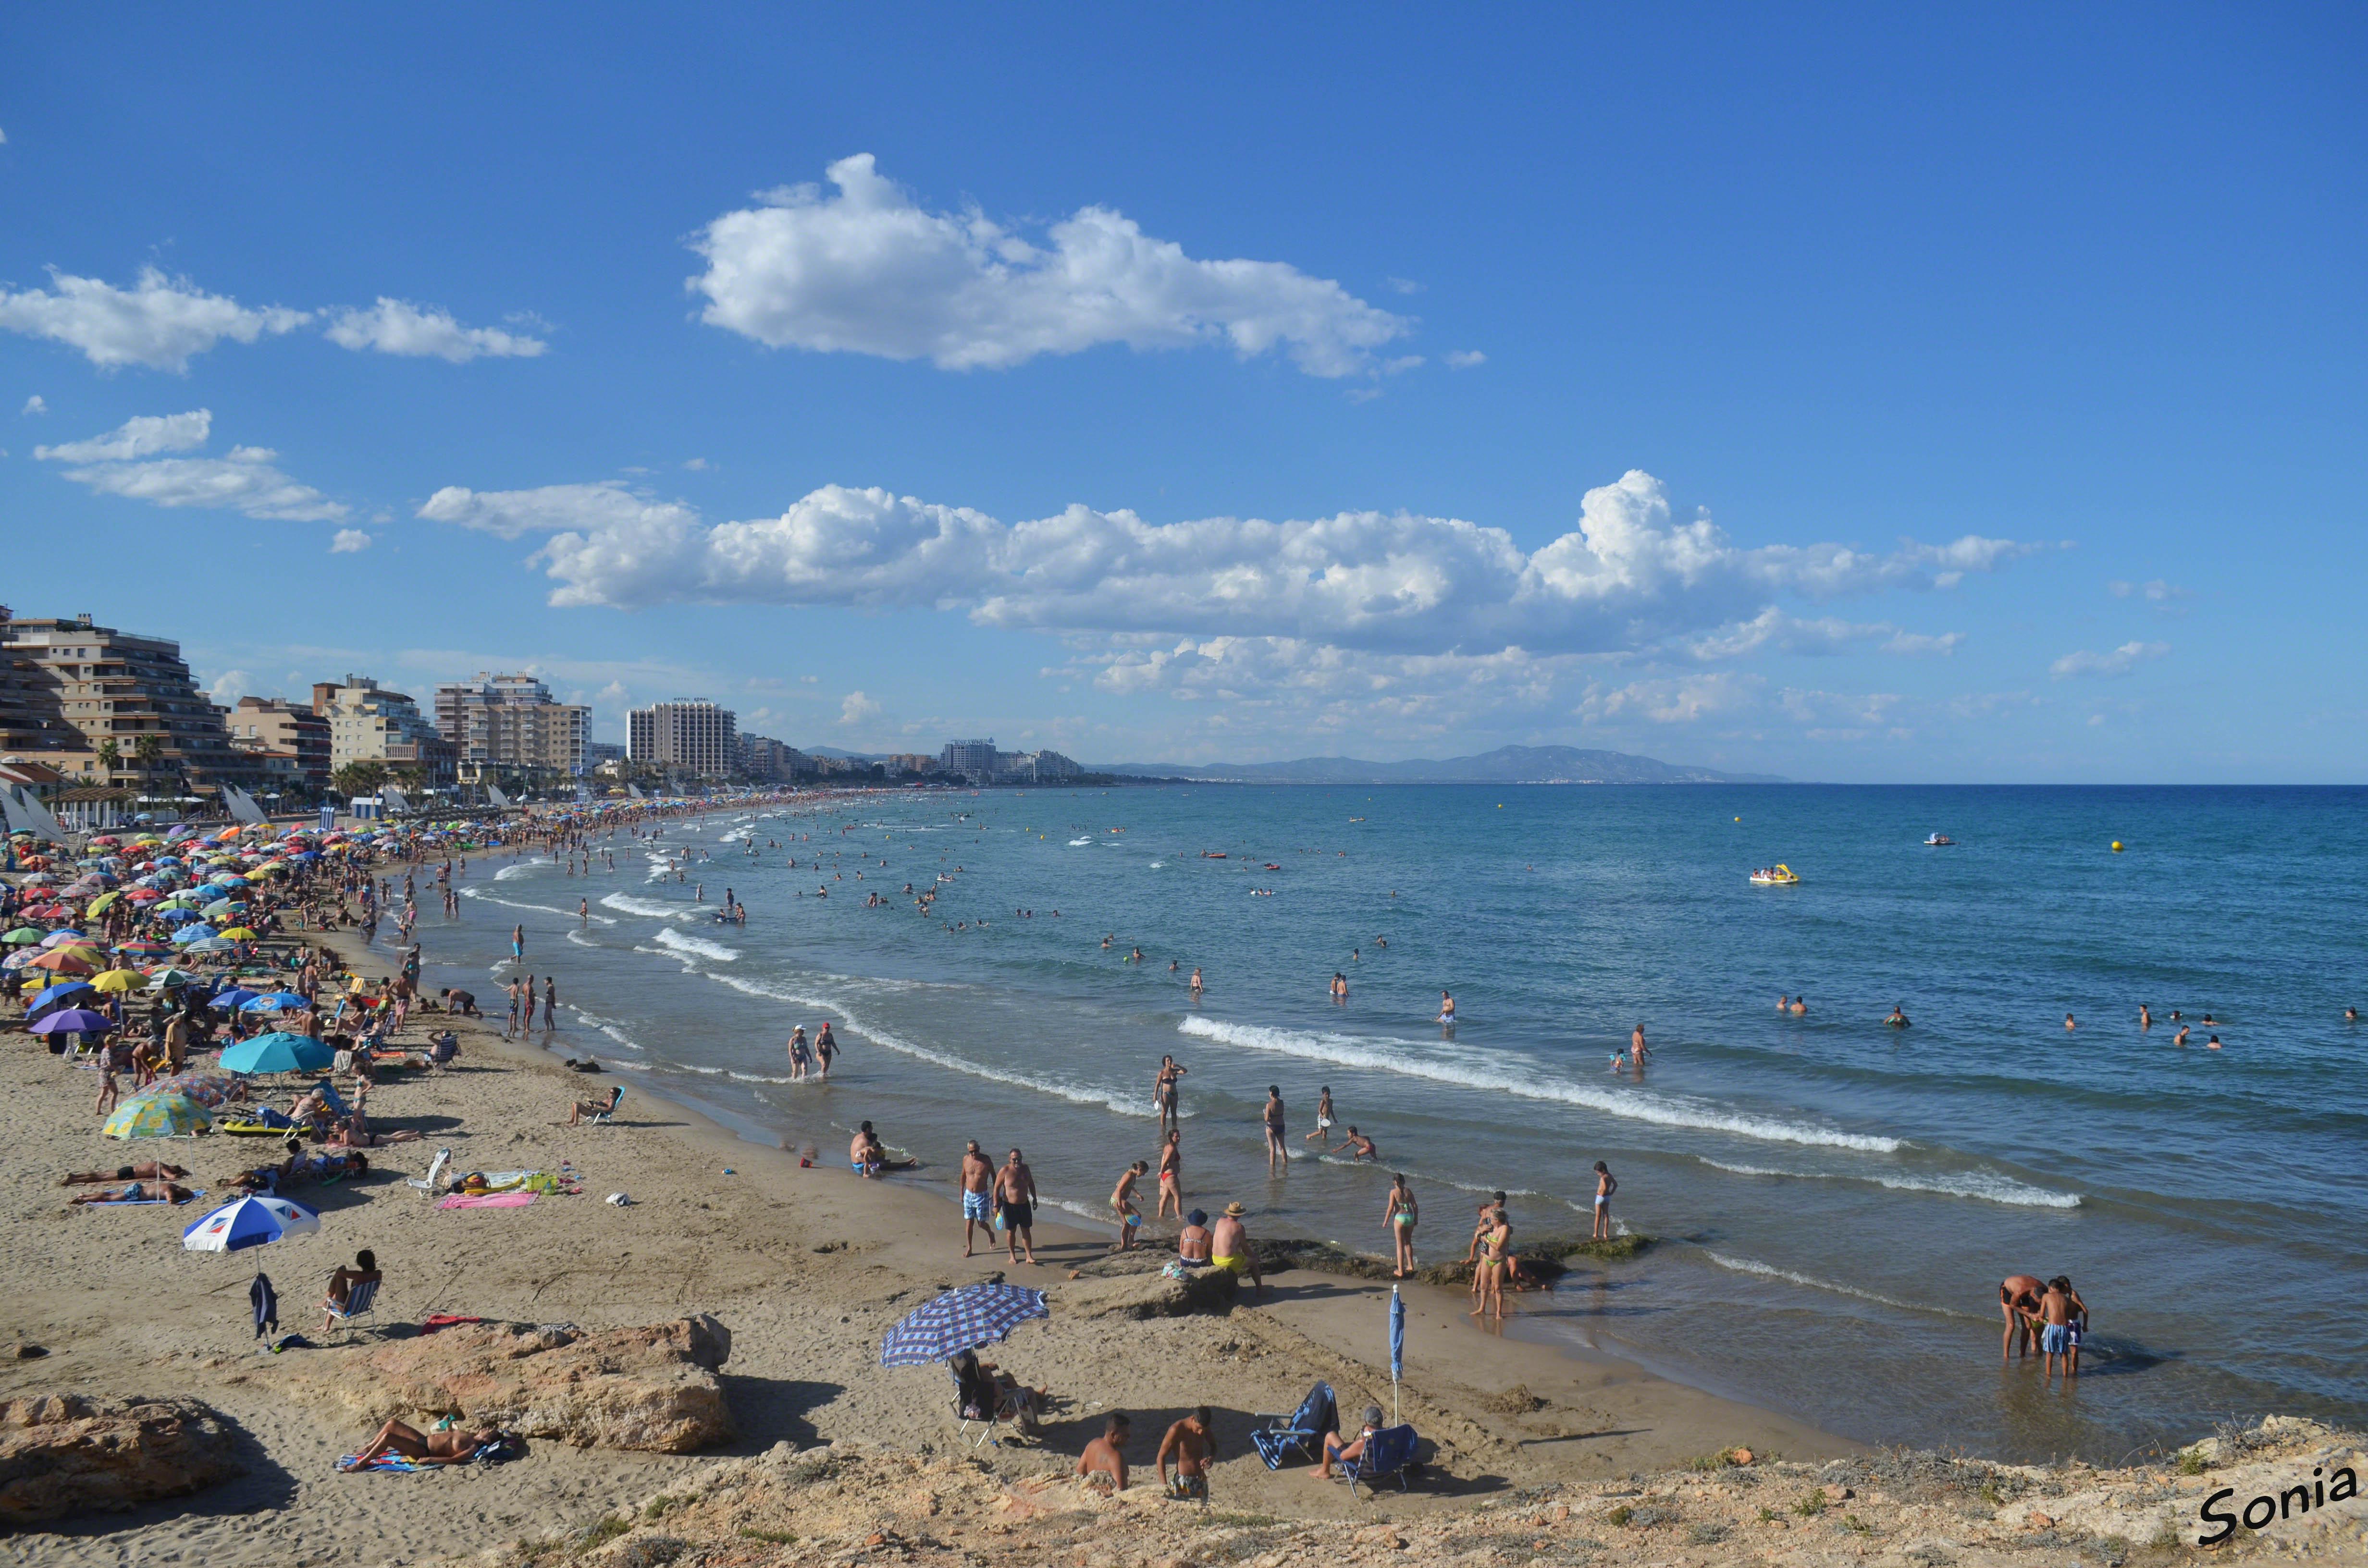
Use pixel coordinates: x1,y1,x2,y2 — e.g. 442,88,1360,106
959,1140,995,1256
1157,1407,1214,1498
1305,1087,1334,1143
1077,1413,1132,1490
1591,1161,1617,1241
1110,1159,1148,1251
2037,1277,2076,1383
995,1148,1039,1265
1999,1274,2044,1361
1209,1201,1264,1297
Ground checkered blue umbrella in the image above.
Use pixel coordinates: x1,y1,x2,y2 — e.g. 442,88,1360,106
878,1283,1048,1367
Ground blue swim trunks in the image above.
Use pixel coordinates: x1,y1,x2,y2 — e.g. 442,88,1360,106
2041,1323,2072,1354
963,1190,991,1222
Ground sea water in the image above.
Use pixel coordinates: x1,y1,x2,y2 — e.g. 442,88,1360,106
412,784,2368,1462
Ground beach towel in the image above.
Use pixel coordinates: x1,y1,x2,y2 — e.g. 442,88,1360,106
251,1271,279,1338
419,1313,487,1335
82,1188,204,1207
439,1191,535,1209
337,1451,430,1472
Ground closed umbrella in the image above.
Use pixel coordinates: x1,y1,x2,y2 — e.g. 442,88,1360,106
182,1195,318,1252
879,1284,1049,1367
218,1032,334,1075
102,1092,213,1138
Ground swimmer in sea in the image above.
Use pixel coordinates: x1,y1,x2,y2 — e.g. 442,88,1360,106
1438,990,1456,1026
2199,1012,2219,1027
1189,967,1203,995
1790,995,1807,1016
2173,1024,2191,1046
1778,993,1790,1013
2138,1003,2151,1029
1886,1004,1910,1028
1630,1023,1650,1068
2206,1034,2222,1050
2349,1006,2359,1023
2064,1013,2076,1031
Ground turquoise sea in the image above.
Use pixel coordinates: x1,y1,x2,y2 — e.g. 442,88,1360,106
408,784,2368,1462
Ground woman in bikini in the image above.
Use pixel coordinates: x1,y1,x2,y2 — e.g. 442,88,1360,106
1383,1172,1419,1277
1471,1209,1511,1319
1155,1128,1183,1220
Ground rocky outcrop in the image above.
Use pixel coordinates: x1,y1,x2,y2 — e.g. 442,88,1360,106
277,1315,734,1452
0,1394,244,1524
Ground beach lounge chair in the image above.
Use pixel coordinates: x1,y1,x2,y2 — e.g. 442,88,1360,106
1250,1380,1336,1470
407,1147,452,1195
322,1276,380,1336
949,1361,1032,1449
580,1086,624,1126
1334,1424,1418,1499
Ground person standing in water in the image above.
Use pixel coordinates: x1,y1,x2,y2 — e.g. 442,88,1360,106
1153,1056,1187,1131
1156,1128,1183,1219
1629,1024,1650,1070
1261,1086,1289,1174
1590,1161,1617,1241
1304,1087,1334,1143
1438,989,1456,1025
1110,1160,1148,1251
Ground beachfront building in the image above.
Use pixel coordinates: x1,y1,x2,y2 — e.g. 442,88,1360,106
939,738,999,782
434,672,590,785
313,675,457,788
0,610,259,799
628,700,737,777
228,697,333,791
585,740,625,767
737,733,810,782
1002,748,1082,784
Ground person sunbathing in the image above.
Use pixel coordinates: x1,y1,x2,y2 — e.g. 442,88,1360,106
60,1161,187,1185
337,1418,497,1471
323,1250,382,1325
325,1123,423,1148
1315,1405,1385,1477
68,1179,195,1205
567,1085,623,1125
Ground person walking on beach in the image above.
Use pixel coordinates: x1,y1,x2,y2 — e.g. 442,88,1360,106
1384,1172,1419,1278
786,1026,811,1080
1110,1160,1148,1251
1261,1085,1289,1174
958,1140,994,1256
1156,1128,1183,1219
814,1021,838,1078
1591,1161,1617,1241
994,1148,1039,1265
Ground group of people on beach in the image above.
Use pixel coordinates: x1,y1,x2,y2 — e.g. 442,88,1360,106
2000,1273,2091,1383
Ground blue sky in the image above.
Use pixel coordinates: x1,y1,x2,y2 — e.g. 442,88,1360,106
2,6,2361,780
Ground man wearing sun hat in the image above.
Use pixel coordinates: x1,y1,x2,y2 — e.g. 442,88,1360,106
1209,1201,1263,1297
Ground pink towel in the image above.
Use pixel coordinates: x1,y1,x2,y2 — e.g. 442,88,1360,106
438,1191,536,1209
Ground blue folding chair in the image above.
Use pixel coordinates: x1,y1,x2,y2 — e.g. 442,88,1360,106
1336,1424,1419,1498
322,1276,380,1336
1251,1381,1337,1470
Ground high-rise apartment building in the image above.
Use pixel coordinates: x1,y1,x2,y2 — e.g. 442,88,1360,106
312,675,457,785
434,672,590,781
1,611,257,792
939,738,998,780
628,700,737,776
736,733,808,781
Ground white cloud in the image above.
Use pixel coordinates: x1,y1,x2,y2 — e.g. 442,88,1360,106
839,690,880,725
35,408,211,462
1579,672,1764,726
37,408,346,521
20,395,44,415
683,457,710,471
208,669,250,704
323,298,547,362
688,154,1411,378
434,470,2031,667
1384,277,1422,295
330,528,373,553
2050,641,2169,679
0,267,308,371
1444,350,1486,368
1882,630,1962,656
2110,577,2190,603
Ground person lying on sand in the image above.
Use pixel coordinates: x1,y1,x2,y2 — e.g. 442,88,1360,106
68,1180,195,1205
61,1161,187,1185
1077,1413,1132,1490
338,1419,499,1471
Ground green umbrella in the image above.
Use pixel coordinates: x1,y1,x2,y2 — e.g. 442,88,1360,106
3,928,42,945
101,1092,214,1139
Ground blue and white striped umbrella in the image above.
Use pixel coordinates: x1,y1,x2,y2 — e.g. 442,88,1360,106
182,1195,319,1253
878,1283,1048,1366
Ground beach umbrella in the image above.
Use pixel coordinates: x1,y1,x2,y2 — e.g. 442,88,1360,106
878,1283,1049,1367
24,948,96,974
239,992,309,1013
171,924,219,944
2,928,40,945
200,899,242,919
41,930,88,946
182,1195,318,1253
88,968,148,992
218,1032,334,1075
85,891,122,914
1388,1285,1406,1424
103,1092,212,1138
28,980,98,1011
217,927,259,941
179,936,235,954
210,987,262,1011
29,1007,114,1035
155,907,198,924
152,1070,240,1107
141,966,199,987
117,940,172,958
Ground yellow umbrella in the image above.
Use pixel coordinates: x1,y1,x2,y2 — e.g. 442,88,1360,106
217,927,259,940
86,890,122,914
88,968,147,992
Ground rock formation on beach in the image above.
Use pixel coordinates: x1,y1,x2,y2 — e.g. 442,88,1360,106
0,1394,246,1524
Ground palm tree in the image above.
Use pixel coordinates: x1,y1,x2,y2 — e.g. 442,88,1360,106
94,738,120,785
333,760,388,799
132,734,163,801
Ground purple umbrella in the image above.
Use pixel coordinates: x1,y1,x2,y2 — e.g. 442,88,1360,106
29,1008,114,1033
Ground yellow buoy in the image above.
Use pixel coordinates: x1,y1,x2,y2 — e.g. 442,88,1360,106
2111,841,2124,852
1734,816,1741,822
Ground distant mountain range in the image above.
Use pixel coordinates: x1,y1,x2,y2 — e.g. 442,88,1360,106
1092,745,1786,784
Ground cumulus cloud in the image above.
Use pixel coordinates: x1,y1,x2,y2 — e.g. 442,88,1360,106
208,669,250,704
688,154,1410,378
20,395,44,415
2050,641,2169,679
323,298,547,361
37,408,347,521
839,690,880,725
330,528,372,553
0,267,309,371
1444,350,1486,368
431,470,2031,671
1579,671,1764,725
